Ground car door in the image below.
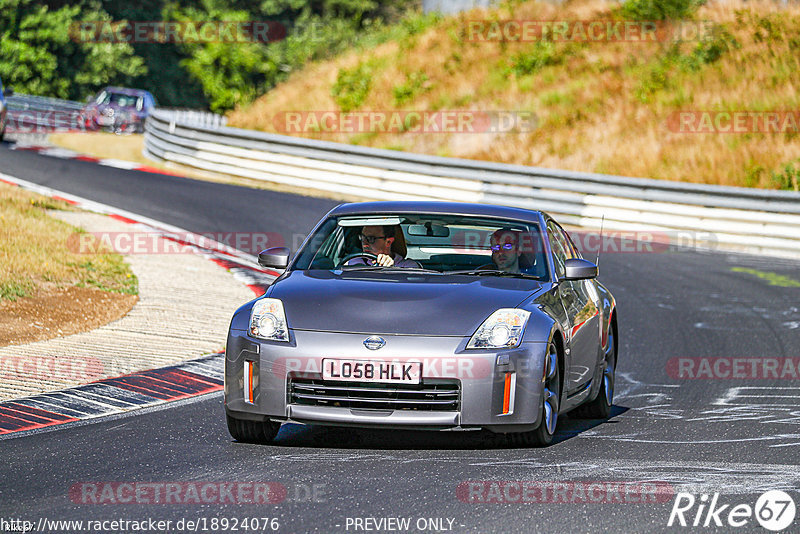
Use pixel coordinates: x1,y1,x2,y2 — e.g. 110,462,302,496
562,226,604,347
547,221,599,394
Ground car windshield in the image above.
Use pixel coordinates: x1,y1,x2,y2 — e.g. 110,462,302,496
96,91,143,110
292,214,549,280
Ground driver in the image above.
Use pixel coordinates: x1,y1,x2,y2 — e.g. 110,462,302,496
350,225,420,268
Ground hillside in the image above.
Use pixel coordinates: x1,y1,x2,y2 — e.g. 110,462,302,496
227,0,800,190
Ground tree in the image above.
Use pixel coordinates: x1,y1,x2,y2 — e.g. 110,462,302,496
0,0,146,100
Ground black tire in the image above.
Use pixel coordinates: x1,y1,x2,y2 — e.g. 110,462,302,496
574,318,616,419
226,414,280,444
503,342,561,447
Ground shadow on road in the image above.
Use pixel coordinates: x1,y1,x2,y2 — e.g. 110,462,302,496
257,405,630,450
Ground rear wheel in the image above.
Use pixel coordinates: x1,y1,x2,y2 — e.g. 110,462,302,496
574,318,616,419
503,341,561,447
226,414,280,444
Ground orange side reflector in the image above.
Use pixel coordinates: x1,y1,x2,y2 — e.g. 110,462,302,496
244,361,254,404
502,372,512,414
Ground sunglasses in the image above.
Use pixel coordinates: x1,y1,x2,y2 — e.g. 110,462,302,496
359,234,387,244
490,243,516,252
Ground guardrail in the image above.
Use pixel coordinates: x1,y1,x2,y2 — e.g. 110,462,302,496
155,109,228,129
144,108,800,258
5,93,85,132
6,94,84,112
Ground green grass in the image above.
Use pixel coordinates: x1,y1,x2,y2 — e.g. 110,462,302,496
0,281,34,301
393,70,431,105
620,0,706,21
769,160,800,191
331,61,375,112
731,267,800,287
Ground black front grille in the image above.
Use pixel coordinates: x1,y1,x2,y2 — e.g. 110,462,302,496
288,378,460,411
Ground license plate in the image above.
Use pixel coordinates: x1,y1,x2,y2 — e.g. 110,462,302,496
322,359,421,384
97,116,111,125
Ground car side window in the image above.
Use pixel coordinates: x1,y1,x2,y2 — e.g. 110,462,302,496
547,222,570,279
555,223,582,260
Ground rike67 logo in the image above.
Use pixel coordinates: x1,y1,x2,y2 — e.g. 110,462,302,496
668,490,796,531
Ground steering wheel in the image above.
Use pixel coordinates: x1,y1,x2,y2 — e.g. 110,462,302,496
337,252,378,268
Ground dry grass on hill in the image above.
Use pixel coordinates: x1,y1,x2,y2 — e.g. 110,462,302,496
228,0,800,189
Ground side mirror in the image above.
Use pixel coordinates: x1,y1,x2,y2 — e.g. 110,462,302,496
3,86,13,97
564,258,598,280
258,247,290,269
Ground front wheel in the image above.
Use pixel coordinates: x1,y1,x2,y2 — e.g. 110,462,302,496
226,414,280,444
504,342,561,447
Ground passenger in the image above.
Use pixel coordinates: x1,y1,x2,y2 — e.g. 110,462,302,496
351,225,420,268
485,228,523,273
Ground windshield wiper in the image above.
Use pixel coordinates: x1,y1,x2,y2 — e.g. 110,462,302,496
448,269,541,280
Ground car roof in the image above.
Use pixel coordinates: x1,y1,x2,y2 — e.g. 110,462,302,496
328,201,544,223
101,86,152,97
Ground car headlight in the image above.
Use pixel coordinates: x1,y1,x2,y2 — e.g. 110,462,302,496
249,298,289,342
467,309,530,349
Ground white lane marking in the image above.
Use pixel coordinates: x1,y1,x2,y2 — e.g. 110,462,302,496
726,254,800,269
1,390,223,440
37,147,82,159
462,458,800,495
10,143,167,174
693,322,741,330
1,358,226,438
591,377,800,446
0,172,265,270
581,432,800,445
252,454,800,495
716,387,800,407
614,373,679,403
98,158,139,170
686,406,800,424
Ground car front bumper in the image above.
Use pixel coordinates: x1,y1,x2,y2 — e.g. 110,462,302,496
224,329,549,433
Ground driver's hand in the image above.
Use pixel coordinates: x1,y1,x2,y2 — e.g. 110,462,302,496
376,254,394,267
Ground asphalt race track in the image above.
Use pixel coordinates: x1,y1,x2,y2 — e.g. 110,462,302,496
2,143,800,533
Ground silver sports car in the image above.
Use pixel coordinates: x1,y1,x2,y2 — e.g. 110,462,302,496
224,201,617,446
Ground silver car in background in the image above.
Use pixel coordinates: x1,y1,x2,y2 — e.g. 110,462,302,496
225,202,617,447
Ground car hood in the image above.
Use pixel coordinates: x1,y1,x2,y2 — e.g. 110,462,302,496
268,270,543,336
